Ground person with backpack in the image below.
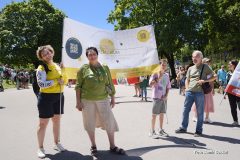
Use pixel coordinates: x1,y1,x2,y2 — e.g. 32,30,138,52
175,51,216,137
35,45,67,158
192,58,216,123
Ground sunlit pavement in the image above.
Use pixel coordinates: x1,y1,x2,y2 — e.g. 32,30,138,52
0,85,239,160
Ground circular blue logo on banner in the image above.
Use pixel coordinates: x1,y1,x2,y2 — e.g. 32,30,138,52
65,37,82,59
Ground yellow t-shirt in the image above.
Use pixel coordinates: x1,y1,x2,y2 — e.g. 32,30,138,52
36,63,67,93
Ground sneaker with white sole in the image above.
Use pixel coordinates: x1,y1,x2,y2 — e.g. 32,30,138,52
158,129,169,137
149,130,157,137
204,118,213,123
54,143,66,152
37,148,46,158
192,117,197,122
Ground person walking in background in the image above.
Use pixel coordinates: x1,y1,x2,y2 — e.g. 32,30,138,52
226,60,240,126
10,69,16,85
22,70,30,89
133,78,141,97
175,51,216,137
140,76,149,101
149,59,171,137
75,47,125,156
16,70,23,90
217,65,227,94
36,45,67,158
176,67,186,96
175,66,181,89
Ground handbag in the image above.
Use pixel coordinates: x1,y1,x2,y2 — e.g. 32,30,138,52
200,64,212,94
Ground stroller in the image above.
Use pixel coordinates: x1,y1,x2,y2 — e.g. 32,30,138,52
0,76,4,92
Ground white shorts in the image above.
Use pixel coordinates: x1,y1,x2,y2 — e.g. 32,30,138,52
82,99,119,133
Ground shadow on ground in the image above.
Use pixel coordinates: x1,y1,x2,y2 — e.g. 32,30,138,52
115,96,126,99
46,150,142,160
44,136,207,160
95,151,142,160
202,134,240,144
0,106,6,109
156,136,207,147
126,144,206,157
206,121,239,128
46,151,92,160
116,100,152,104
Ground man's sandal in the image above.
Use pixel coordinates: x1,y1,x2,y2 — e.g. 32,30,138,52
90,146,98,156
110,147,126,155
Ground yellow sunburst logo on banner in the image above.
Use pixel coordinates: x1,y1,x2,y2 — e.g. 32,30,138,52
100,39,115,54
137,30,150,42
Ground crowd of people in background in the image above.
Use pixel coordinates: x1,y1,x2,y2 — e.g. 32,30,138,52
0,64,33,91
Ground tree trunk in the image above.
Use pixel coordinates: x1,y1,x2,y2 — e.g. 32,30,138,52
163,51,176,79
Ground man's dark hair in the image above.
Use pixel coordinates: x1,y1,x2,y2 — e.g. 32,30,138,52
230,60,239,69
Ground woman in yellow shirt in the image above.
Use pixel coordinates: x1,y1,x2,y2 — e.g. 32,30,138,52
36,45,67,158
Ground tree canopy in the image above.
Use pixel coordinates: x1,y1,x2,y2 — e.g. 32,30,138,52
0,0,65,66
0,0,239,73
203,0,240,57
108,0,240,77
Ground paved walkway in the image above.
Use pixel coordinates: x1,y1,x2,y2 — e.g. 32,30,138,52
0,85,239,160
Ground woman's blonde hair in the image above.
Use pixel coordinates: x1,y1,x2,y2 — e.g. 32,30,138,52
36,45,55,61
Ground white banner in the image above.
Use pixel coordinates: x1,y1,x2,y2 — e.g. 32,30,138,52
62,18,159,81
225,61,240,97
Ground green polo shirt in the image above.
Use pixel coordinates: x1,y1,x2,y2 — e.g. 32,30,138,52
75,64,116,100
186,64,214,92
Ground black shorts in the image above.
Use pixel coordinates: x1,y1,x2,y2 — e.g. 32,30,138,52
37,93,64,118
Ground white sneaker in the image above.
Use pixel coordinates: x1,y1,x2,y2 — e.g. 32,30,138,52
54,143,66,152
37,148,46,158
205,118,213,123
149,130,157,137
192,117,197,122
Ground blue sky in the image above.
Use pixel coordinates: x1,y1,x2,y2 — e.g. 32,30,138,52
0,0,115,30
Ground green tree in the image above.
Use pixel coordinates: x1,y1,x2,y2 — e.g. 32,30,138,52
203,0,240,59
0,0,65,66
108,0,204,78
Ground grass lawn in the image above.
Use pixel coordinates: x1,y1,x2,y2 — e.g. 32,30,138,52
2,79,16,89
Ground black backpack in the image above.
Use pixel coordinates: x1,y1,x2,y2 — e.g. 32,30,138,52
33,62,51,97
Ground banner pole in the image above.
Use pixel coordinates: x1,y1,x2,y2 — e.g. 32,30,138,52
61,17,66,64
219,92,226,106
